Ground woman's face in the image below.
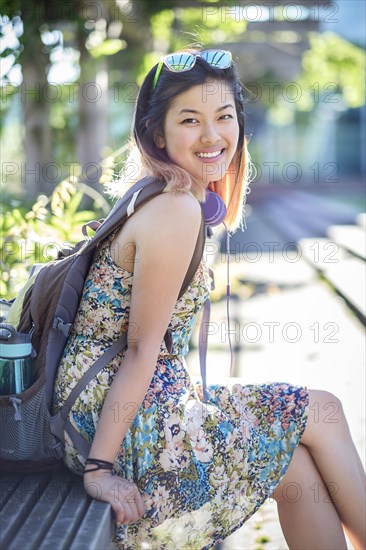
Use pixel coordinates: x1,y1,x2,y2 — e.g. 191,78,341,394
158,80,240,187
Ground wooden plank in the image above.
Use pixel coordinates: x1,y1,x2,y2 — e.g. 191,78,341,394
7,470,76,550
0,473,51,548
324,257,366,320
327,225,366,260
0,468,114,550
299,238,365,319
38,475,90,550
69,499,114,550
0,472,24,508
299,237,347,272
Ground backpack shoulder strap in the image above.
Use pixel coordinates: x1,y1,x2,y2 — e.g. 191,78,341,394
89,176,206,301
87,176,166,248
178,207,205,299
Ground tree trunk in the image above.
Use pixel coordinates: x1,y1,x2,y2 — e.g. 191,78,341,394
21,21,53,200
76,0,109,196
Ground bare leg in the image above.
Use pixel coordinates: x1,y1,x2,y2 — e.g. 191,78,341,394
300,389,366,550
271,443,347,549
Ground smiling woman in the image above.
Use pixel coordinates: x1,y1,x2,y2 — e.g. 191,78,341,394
53,48,366,550
157,83,239,187
110,48,251,233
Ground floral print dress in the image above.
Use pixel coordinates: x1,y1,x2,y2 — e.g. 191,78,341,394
53,232,309,550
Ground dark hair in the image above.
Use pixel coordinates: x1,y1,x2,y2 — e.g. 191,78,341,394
110,49,253,231
133,50,246,162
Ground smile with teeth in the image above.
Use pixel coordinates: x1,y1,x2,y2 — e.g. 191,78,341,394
196,149,224,159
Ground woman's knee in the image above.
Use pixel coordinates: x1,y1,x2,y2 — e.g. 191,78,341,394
301,388,348,448
308,388,345,424
308,388,342,411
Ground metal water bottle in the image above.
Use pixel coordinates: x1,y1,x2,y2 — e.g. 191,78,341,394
0,324,35,395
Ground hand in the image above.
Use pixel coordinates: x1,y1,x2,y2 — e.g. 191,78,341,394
84,470,145,524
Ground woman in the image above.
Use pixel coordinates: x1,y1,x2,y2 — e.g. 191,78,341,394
53,50,365,549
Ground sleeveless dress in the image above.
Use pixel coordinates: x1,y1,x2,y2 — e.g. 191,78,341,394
53,232,309,550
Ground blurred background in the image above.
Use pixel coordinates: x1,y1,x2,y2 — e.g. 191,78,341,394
0,2,365,548
0,0,364,295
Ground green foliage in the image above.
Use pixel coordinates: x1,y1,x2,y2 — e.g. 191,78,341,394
137,4,247,84
88,38,126,58
0,180,106,300
301,32,365,108
151,10,175,48
175,6,246,48
267,31,366,125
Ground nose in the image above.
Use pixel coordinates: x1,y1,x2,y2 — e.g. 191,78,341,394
200,123,220,144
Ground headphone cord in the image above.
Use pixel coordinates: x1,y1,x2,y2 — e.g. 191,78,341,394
223,222,234,384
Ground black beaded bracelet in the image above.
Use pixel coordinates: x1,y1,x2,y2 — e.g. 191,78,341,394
84,458,114,473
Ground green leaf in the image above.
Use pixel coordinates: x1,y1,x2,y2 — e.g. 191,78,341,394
73,211,96,223
66,191,83,215
89,39,126,59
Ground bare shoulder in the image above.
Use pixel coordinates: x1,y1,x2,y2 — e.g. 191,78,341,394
134,191,202,253
137,190,201,225
111,191,202,273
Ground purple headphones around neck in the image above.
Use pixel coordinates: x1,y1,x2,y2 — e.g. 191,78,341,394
201,190,227,226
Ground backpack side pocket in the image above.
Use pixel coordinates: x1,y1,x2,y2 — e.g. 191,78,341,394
0,385,59,462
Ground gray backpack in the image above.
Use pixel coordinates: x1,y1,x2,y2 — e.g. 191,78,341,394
0,176,213,473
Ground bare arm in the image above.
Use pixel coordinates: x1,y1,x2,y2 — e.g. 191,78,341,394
87,191,202,463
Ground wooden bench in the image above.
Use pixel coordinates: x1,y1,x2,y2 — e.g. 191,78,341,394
299,212,366,325
327,224,366,261
0,466,115,550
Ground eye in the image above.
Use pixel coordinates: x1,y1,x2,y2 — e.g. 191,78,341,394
220,114,234,120
181,118,199,124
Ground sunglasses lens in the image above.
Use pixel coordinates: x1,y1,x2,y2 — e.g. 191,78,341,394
153,50,232,91
201,50,232,69
165,53,196,72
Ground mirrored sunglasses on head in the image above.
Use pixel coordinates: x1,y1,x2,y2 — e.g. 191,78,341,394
152,49,232,91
